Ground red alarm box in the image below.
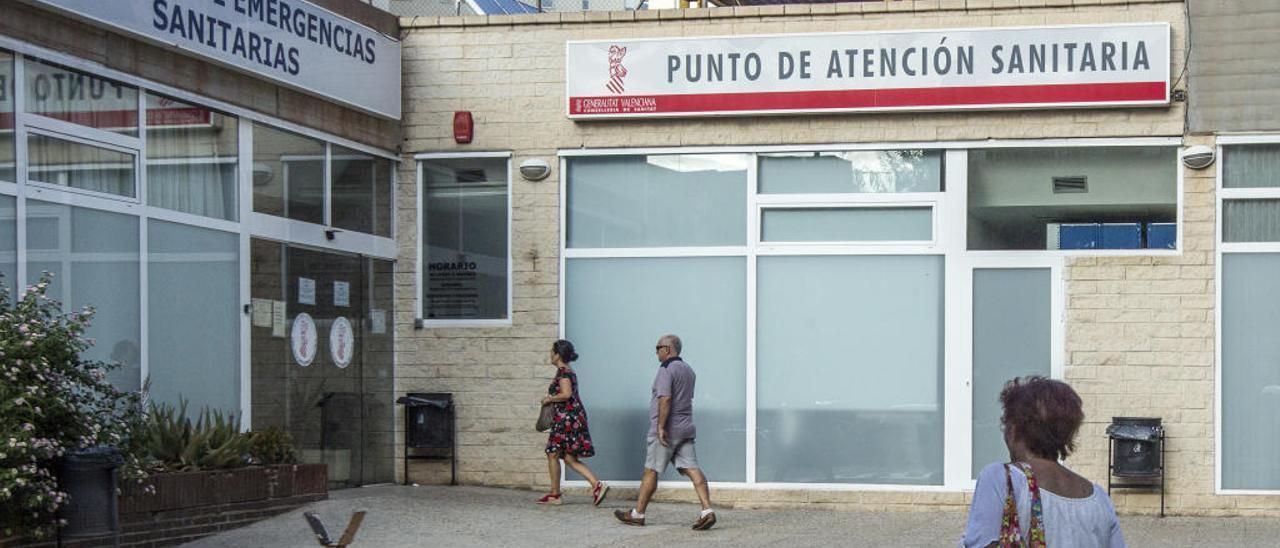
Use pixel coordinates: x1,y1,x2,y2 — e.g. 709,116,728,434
453,111,473,144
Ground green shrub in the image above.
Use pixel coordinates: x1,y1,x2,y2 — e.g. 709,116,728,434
142,401,300,471
143,400,252,472
0,274,148,539
247,427,299,466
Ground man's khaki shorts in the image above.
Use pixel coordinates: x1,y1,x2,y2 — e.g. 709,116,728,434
644,435,699,474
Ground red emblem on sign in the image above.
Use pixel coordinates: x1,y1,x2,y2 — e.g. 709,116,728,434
606,45,628,95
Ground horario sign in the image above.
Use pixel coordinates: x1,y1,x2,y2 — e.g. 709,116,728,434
566,23,1169,119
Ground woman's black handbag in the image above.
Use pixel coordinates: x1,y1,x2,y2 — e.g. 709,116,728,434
536,404,555,432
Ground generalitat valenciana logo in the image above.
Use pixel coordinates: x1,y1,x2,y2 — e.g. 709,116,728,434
606,45,628,94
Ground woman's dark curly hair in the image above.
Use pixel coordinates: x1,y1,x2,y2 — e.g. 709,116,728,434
1000,376,1084,461
551,339,578,364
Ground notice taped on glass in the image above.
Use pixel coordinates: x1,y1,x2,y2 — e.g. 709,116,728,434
251,298,273,327
426,258,481,318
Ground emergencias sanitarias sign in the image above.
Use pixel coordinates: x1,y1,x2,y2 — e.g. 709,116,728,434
28,0,402,119
566,23,1169,119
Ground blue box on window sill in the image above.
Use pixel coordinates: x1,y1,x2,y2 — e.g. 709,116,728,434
1058,223,1101,249
1101,223,1142,249
1147,223,1176,249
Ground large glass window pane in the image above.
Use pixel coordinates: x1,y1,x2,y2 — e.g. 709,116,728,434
567,155,747,248
24,57,138,136
0,195,14,297
757,255,944,484
421,158,508,321
1222,253,1280,489
362,258,396,483
27,201,140,391
1,50,13,183
28,133,135,197
253,124,324,224
759,150,942,194
249,239,285,434
145,93,238,220
566,257,747,482
968,147,1177,250
761,207,932,242
1224,145,1280,189
148,220,239,414
375,159,394,237
332,145,393,236
972,268,1051,478
1224,200,1280,243
250,243,390,486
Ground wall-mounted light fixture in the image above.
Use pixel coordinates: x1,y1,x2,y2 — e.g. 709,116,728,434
1181,145,1215,170
519,159,551,181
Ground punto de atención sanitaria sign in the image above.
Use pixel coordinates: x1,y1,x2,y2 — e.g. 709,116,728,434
566,23,1169,119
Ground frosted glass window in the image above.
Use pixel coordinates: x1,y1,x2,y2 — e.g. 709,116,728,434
759,150,942,194
757,255,944,484
761,207,932,242
567,155,747,248
145,93,238,220
24,57,138,136
968,147,1176,250
421,158,508,321
972,268,1051,478
1224,200,1280,243
253,124,324,224
565,257,746,482
1,50,13,183
0,195,14,298
27,201,140,391
1222,253,1280,489
28,134,136,197
148,220,239,414
1224,145,1280,188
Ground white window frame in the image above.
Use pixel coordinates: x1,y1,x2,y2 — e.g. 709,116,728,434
1213,135,1280,495
414,151,514,328
556,137,1173,493
757,201,940,247
0,38,400,431
247,127,398,259
953,254,1066,487
24,126,141,203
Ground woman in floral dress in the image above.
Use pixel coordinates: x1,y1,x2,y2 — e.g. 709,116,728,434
537,339,608,506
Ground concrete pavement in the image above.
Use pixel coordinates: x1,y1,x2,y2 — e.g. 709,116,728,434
184,484,1280,547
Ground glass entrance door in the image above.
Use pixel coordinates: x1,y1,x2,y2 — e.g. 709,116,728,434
249,239,394,487
964,259,1062,479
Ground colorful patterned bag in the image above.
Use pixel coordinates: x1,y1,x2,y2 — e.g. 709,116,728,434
997,462,1047,548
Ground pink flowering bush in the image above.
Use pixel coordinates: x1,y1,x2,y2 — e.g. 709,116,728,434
0,274,147,539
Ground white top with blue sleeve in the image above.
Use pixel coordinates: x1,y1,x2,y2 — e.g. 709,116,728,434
959,462,1125,548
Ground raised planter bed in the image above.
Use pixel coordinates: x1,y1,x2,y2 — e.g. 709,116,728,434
3,464,327,548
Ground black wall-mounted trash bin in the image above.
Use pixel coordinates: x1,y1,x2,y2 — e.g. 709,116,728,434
57,446,123,546
396,393,456,486
1106,417,1165,516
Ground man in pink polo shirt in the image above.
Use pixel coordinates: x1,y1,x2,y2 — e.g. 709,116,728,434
614,334,716,531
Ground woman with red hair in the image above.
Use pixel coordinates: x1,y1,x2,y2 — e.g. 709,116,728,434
959,376,1125,547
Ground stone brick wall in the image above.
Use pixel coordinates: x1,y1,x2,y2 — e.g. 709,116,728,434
1062,134,1222,516
392,0,1270,517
